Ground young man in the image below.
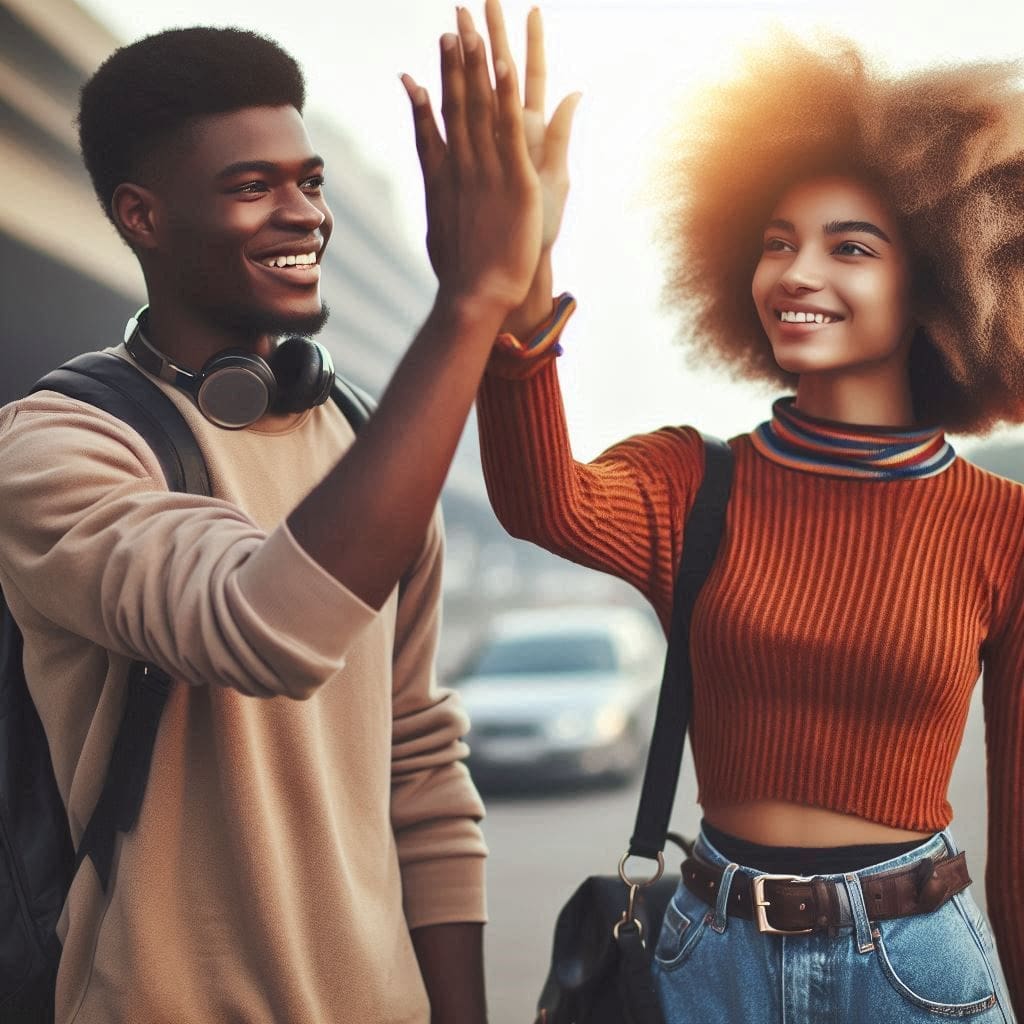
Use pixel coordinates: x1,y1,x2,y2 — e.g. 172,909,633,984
0,7,576,1021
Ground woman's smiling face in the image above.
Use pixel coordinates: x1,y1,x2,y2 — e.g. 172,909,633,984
751,175,915,381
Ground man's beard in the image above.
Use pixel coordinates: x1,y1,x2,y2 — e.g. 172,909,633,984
211,301,331,339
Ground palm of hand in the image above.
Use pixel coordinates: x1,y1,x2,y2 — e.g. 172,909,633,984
524,103,571,252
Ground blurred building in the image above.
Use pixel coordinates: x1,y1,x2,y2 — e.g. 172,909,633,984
0,0,629,669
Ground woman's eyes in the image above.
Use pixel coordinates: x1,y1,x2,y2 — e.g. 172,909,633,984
832,241,874,257
761,237,875,257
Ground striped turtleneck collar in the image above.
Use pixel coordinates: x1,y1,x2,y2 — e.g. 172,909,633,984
750,397,956,480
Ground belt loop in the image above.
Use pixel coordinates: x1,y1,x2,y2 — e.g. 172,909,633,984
711,863,739,934
938,827,958,858
843,873,875,953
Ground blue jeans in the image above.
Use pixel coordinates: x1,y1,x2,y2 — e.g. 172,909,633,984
653,827,1016,1023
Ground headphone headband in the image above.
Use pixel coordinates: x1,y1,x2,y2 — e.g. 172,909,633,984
124,307,198,391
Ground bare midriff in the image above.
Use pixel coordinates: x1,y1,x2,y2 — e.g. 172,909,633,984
702,799,932,848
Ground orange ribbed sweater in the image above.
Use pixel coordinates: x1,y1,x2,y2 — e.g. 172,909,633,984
477,356,1024,1013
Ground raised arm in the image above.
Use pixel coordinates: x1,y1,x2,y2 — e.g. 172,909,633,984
469,4,704,625
287,0,543,612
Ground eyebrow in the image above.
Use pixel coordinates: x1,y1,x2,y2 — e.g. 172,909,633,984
215,155,325,180
765,217,892,244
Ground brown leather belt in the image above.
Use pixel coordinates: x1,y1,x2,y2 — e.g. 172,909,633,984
681,852,971,936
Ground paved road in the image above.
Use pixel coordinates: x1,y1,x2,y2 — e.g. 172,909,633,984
480,686,989,1024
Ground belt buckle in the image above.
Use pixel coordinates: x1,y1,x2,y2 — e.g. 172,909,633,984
751,874,816,936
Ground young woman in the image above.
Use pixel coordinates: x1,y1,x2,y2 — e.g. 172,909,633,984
406,7,1024,1021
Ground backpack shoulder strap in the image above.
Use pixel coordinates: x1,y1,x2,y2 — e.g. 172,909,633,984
33,352,211,497
29,352,212,891
330,374,376,432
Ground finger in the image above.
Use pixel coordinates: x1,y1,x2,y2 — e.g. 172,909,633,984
439,33,473,176
486,0,527,163
492,53,531,172
484,0,521,107
401,74,446,183
540,91,582,176
457,11,501,175
524,6,546,117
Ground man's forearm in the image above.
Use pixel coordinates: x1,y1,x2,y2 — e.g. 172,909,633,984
286,294,505,610
411,922,487,1024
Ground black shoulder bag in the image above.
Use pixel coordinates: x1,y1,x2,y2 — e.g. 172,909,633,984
535,433,734,1024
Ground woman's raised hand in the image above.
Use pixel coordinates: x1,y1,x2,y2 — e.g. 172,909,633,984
401,0,545,321
475,3,580,253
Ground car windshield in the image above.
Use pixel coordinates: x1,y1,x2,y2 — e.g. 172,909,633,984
470,632,618,676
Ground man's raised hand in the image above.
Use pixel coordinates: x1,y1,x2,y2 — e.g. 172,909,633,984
401,2,544,322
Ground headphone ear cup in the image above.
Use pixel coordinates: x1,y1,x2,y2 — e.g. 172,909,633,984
269,338,334,414
196,349,277,429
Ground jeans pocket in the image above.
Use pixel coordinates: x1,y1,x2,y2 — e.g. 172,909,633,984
653,883,712,971
872,896,1006,1019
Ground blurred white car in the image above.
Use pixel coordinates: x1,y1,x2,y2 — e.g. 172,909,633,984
454,606,666,789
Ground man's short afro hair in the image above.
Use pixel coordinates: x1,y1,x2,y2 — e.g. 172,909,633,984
78,26,305,220
654,31,1024,435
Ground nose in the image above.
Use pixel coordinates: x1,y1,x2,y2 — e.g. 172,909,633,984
778,249,824,294
274,186,326,232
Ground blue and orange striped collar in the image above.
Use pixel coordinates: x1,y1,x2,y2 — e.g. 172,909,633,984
750,397,956,480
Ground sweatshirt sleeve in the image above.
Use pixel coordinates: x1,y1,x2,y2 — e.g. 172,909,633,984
477,312,706,630
980,552,1024,1017
389,507,487,929
0,396,376,699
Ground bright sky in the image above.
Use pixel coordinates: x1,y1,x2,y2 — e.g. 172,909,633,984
79,0,1024,457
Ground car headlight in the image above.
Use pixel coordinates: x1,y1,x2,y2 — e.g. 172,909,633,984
547,711,591,743
593,706,628,741
547,707,629,743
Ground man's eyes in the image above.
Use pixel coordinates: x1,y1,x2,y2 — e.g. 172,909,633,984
231,176,325,195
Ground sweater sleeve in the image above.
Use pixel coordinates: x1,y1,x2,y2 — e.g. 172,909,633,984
389,507,487,929
980,552,1024,1016
478,341,706,631
0,397,376,700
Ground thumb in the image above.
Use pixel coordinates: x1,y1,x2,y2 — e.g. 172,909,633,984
541,92,582,176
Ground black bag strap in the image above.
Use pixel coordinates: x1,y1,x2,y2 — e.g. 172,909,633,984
628,434,733,860
34,353,212,496
30,350,374,890
331,374,376,425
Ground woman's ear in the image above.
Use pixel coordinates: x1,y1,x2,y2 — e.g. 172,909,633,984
111,182,161,252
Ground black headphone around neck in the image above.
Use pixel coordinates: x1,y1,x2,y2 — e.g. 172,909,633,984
123,306,335,429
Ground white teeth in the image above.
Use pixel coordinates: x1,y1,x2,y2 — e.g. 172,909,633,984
779,310,837,324
260,247,315,264
263,252,318,268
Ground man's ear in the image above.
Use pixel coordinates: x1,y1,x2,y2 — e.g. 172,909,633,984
111,183,161,251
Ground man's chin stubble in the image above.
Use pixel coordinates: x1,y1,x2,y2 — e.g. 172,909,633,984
215,302,331,339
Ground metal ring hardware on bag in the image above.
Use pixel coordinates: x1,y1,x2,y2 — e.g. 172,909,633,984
613,850,666,945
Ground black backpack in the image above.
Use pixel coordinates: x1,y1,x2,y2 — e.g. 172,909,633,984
0,352,373,1022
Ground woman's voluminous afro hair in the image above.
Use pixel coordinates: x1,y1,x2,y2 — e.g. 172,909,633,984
78,27,305,222
656,32,1024,434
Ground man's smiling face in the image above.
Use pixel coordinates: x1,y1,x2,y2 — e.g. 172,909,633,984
150,104,333,338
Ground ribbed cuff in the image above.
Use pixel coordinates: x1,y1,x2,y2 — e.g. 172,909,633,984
486,292,577,380
402,855,488,929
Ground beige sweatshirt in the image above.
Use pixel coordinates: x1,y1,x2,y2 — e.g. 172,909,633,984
0,347,487,1024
